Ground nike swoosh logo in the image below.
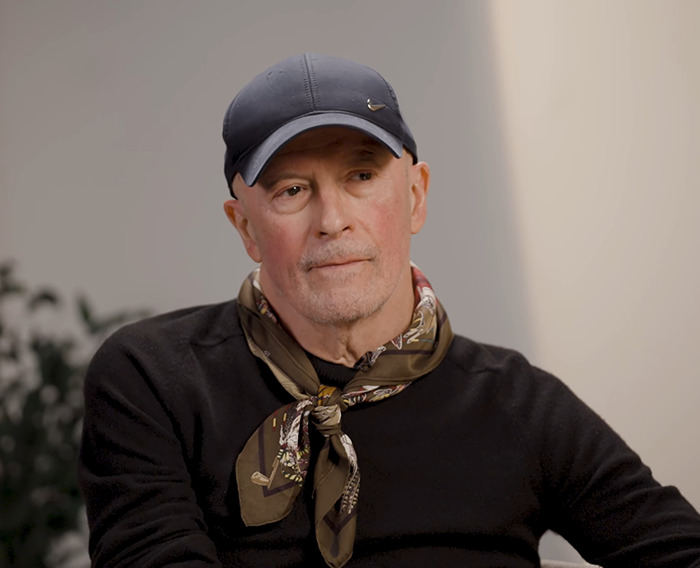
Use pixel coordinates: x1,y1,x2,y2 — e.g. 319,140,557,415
367,99,386,111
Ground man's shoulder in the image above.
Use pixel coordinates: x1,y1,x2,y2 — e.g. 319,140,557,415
446,333,536,378
100,298,242,356
439,335,585,432
442,333,577,412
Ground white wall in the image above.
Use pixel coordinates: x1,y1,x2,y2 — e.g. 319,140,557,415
488,2,700,558
1,1,698,562
490,0,700,508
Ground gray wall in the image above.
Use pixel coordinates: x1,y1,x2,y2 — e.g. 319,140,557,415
2,1,698,562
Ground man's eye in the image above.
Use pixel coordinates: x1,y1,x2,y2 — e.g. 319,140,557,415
354,172,373,181
281,185,304,197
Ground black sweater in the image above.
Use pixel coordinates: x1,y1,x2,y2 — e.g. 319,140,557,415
78,299,700,567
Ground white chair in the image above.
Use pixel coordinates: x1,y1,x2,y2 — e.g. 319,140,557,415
541,561,601,568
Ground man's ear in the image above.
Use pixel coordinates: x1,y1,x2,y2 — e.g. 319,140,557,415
223,198,262,263
409,161,430,235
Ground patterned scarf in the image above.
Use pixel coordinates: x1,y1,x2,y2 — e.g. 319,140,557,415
235,265,453,568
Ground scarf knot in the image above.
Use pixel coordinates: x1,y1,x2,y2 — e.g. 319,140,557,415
311,404,343,438
316,385,347,410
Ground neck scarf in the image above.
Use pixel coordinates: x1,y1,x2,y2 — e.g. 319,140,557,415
235,265,453,568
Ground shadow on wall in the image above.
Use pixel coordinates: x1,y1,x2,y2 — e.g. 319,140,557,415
407,1,533,355
408,2,581,563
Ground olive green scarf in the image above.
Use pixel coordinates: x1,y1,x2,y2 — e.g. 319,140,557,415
235,265,453,567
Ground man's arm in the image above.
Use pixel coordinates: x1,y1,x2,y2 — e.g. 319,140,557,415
78,327,222,568
519,367,700,567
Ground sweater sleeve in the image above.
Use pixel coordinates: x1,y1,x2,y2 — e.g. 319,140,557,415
78,327,223,568
515,366,700,567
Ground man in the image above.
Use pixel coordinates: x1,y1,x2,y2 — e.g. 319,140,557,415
79,53,700,567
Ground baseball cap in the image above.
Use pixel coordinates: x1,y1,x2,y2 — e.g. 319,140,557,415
222,53,417,197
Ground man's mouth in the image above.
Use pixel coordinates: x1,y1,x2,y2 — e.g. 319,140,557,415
311,258,367,270
300,245,376,272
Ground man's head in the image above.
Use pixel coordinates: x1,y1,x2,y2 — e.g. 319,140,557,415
222,54,429,339
222,53,418,196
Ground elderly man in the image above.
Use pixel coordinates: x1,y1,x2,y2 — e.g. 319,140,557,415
79,54,700,568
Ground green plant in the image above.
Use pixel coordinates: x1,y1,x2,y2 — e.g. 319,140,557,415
0,261,149,568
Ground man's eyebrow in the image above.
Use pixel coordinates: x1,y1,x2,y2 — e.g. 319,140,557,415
358,137,382,148
331,136,384,154
346,150,386,167
352,141,395,164
258,170,303,190
347,139,389,159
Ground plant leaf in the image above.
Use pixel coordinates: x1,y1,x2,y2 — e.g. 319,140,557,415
0,260,26,298
28,288,61,311
76,295,95,332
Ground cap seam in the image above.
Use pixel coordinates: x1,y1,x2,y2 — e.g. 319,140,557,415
302,53,317,110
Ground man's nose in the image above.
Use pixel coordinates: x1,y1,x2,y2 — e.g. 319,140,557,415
313,183,353,238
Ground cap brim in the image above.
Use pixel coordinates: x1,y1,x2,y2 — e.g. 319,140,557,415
238,112,405,187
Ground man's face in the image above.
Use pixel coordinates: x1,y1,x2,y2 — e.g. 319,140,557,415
224,127,429,329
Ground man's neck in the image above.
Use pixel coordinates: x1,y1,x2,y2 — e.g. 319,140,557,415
287,310,413,367
261,276,416,368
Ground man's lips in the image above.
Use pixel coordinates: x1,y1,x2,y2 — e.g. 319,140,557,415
300,245,376,272
309,258,368,270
